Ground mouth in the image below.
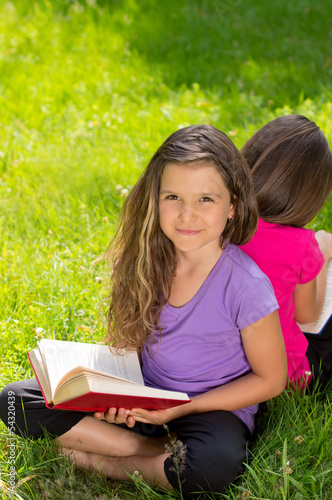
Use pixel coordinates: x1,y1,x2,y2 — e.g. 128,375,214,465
176,229,201,236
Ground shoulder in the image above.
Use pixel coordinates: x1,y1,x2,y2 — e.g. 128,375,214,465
223,243,272,282
222,244,277,301
251,219,312,241
257,219,314,244
241,220,317,261
221,245,278,328
240,220,323,287
258,222,322,263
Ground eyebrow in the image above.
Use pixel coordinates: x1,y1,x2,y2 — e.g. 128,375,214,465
159,189,222,198
200,192,222,198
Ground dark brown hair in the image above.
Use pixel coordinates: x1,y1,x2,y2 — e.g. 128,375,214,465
103,125,258,350
242,114,332,227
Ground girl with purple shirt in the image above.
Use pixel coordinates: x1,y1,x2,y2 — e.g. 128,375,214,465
0,125,287,498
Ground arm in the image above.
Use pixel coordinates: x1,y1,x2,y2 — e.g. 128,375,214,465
294,230,332,324
110,310,287,426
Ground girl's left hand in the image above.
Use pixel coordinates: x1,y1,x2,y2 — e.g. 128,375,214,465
128,407,179,425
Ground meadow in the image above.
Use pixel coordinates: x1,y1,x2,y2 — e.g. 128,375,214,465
0,0,332,498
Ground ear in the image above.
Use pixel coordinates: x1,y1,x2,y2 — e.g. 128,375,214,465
228,197,236,220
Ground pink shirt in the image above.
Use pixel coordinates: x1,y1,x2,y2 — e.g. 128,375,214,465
240,220,325,386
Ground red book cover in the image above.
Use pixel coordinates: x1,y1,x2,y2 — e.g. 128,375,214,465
45,392,190,412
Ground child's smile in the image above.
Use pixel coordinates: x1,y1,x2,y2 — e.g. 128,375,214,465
159,160,234,260
176,229,202,236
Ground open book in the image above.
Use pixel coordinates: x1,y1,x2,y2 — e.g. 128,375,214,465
28,339,190,411
298,260,332,335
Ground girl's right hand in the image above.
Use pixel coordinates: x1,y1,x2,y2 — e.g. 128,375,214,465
93,407,136,428
315,230,332,260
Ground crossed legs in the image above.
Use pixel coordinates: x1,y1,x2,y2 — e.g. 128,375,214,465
57,415,172,489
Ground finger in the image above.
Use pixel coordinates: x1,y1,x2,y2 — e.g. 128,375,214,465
129,414,153,424
107,407,130,425
106,407,118,417
114,407,127,423
130,408,150,418
93,411,105,420
130,411,158,424
126,415,136,428
103,407,118,423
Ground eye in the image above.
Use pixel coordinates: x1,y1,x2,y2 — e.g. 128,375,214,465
200,197,213,202
165,194,180,201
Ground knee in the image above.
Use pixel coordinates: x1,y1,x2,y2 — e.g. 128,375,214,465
0,382,17,426
0,380,43,437
165,443,246,497
193,444,246,491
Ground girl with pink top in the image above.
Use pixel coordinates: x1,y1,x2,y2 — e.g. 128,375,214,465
240,114,332,389
0,125,287,498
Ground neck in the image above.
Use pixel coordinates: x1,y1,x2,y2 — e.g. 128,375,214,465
176,246,223,274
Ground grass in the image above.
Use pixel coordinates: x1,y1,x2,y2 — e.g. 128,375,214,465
0,0,332,498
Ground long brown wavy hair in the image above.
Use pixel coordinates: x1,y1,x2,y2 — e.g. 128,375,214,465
242,114,332,227
102,125,258,350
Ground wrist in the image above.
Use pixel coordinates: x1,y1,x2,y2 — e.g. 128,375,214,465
170,398,196,420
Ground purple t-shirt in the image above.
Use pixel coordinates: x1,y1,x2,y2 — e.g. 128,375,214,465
141,244,279,433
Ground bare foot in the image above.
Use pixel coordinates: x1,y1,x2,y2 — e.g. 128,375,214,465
61,447,173,488
61,447,94,470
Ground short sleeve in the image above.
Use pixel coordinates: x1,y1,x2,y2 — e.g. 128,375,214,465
298,231,325,284
236,276,279,330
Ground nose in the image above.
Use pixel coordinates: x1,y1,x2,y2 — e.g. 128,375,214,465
179,203,197,222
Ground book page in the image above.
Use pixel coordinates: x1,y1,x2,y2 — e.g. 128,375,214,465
37,340,144,397
53,371,190,406
86,374,190,400
298,260,332,334
28,349,52,403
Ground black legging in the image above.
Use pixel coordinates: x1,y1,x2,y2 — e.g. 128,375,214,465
306,315,332,389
